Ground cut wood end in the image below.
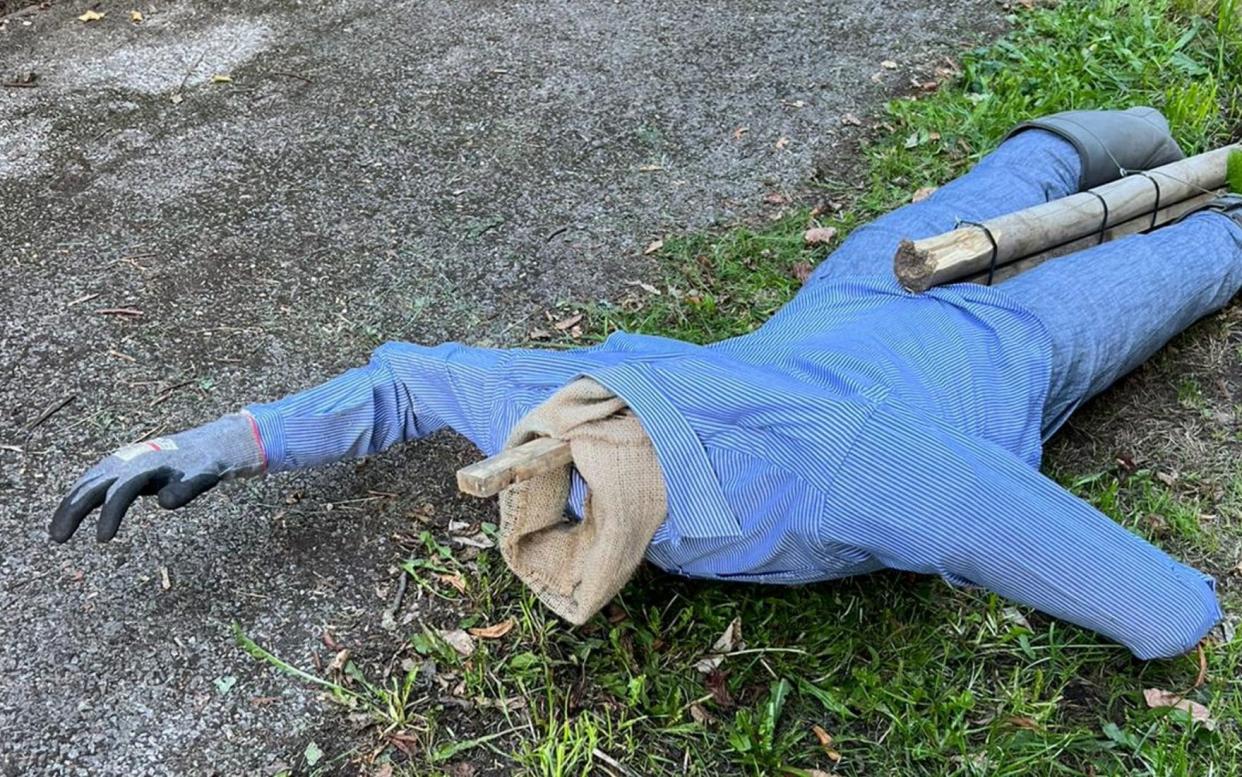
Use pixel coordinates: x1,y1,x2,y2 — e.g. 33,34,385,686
456,437,573,498
893,238,935,293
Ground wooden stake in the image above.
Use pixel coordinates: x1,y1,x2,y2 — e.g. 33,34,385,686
895,145,1239,292
963,189,1222,285
456,437,572,498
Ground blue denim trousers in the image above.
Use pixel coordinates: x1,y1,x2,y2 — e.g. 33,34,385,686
811,129,1242,436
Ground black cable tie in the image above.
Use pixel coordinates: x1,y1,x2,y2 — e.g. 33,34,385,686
957,218,1000,286
1085,190,1110,245
1126,171,1163,231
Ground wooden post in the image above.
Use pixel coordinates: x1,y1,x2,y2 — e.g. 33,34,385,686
962,189,1222,285
456,437,573,498
895,145,1239,292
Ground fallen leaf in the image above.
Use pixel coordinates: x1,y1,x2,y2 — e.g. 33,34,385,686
211,74,233,84
732,126,749,140
304,741,323,767
792,261,814,284
911,186,938,203
130,10,143,22
624,279,661,295
694,617,743,673
439,629,476,657
437,573,468,593
705,669,733,706
811,724,843,762
78,10,105,22
689,702,714,725
881,59,898,69
1143,688,1216,730
643,239,664,255
553,312,584,331
213,675,237,695
803,226,838,246
764,192,790,205
327,649,350,674
841,113,863,126
469,619,516,640
452,532,494,549
1005,715,1040,731
1156,470,1178,486
373,764,394,777
774,136,790,150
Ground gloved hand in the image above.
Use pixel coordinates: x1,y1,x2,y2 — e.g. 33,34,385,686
49,413,266,543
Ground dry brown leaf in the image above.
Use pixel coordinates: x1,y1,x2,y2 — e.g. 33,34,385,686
881,59,898,69
774,136,790,150
841,113,863,127
764,192,790,205
327,648,350,673
694,617,743,672
439,629,477,658
1005,715,1040,731
803,227,838,246
689,702,715,725
130,10,143,22
644,239,664,255
912,186,938,203
1143,688,1216,730
211,74,233,84
791,261,813,285
553,312,584,331
437,573,468,593
732,126,750,140
79,10,106,22
468,619,516,640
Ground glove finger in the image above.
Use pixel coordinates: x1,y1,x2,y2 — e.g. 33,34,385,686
157,472,220,510
50,476,115,543
97,470,162,543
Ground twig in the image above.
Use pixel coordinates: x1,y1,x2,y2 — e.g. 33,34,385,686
264,70,314,84
1193,643,1208,688
150,379,195,407
108,349,137,362
25,395,74,434
96,308,144,317
388,572,409,617
66,293,100,308
1,82,37,89
592,748,637,777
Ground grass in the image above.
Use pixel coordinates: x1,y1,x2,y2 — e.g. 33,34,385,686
237,1,1242,774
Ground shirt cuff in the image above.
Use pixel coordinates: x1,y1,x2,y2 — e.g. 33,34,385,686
243,405,287,472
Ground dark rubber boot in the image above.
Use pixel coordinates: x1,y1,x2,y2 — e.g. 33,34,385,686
1006,107,1185,190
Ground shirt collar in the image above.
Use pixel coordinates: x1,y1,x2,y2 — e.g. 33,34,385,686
582,361,741,540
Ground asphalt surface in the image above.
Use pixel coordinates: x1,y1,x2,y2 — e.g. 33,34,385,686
0,1,1003,774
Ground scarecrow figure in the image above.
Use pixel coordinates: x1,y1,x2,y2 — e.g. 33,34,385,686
53,108,1240,659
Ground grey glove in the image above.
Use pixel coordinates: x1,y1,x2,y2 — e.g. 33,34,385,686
50,414,265,543
1006,106,1185,189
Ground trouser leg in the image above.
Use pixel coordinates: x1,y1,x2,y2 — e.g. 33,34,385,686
809,129,1082,283
1001,211,1242,437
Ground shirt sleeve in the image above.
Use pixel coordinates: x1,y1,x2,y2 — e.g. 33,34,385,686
244,341,512,472
824,401,1221,659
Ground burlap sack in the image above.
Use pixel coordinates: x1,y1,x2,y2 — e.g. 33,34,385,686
498,378,667,624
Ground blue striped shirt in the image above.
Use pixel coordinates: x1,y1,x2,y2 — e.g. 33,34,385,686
248,274,1220,658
